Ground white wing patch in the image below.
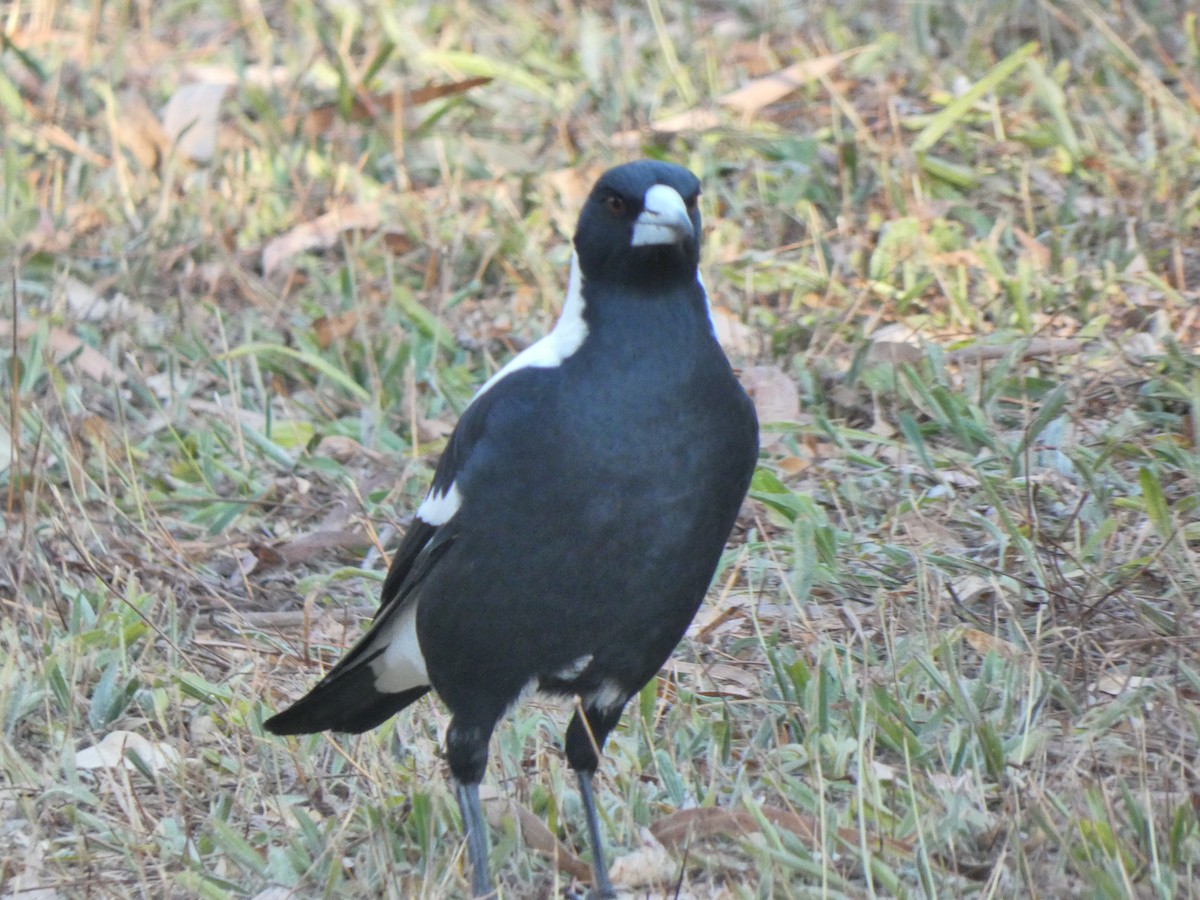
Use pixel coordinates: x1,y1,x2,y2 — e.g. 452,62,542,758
552,654,594,681
417,482,462,526
369,603,429,693
475,252,588,399
588,679,627,714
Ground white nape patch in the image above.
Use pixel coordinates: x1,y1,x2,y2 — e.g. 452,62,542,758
416,482,462,526
474,252,588,399
588,680,627,714
631,184,691,247
552,654,594,682
696,269,716,331
370,603,429,693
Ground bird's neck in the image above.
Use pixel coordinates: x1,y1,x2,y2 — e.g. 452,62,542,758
580,278,714,350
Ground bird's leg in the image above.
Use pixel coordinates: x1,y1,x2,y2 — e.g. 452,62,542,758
566,701,625,899
455,780,493,898
576,769,616,899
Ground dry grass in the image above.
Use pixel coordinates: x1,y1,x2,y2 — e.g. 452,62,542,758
3,0,1200,897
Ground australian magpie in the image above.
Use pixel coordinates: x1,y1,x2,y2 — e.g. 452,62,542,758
265,159,759,898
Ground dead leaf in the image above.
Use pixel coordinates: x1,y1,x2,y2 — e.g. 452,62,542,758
869,759,898,784
894,511,965,551
664,660,759,699
295,77,492,137
261,202,383,275
252,530,373,568
1090,673,1165,699
113,92,170,169
776,455,810,476
75,731,180,773
867,322,925,364
720,49,864,118
63,277,141,324
1,839,56,900
961,627,1021,660
949,574,995,605
482,793,591,881
607,828,675,888
651,805,815,848
315,434,387,464
927,249,984,269
0,318,124,384
688,592,753,642
313,311,360,349
644,108,722,135
161,82,229,164
75,414,116,454
944,338,1083,366
651,803,912,857
1012,227,1051,269
620,47,866,141
382,230,414,255
740,365,800,448
36,122,111,169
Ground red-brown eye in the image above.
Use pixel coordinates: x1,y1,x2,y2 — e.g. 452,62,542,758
605,195,625,215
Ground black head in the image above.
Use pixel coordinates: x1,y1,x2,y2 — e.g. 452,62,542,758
573,160,702,290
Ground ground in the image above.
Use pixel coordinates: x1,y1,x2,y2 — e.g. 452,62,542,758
3,0,1200,897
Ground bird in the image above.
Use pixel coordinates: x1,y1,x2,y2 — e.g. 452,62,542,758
264,159,759,898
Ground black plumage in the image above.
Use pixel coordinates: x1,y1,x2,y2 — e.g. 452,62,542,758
265,159,759,897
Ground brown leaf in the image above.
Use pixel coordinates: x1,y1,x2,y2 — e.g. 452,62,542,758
652,803,913,858
261,202,383,275
314,435,387,464
247,528,369,571
623,47,867,140
113,92,170,170
643,108,722,135
382,231,414,255
867,322,925,364
312,311,360,349
272,530,373,565
482,795,591,881
962,627,1022,660
944,337,1083,366
721,49,864,118
1,319,124,384
297,77,492,137
664,659,759,699
776,455,810,476
651,805,816,848
35,123,111,169
75,415,116,453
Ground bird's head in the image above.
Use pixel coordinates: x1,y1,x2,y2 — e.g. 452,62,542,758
573,160,702,289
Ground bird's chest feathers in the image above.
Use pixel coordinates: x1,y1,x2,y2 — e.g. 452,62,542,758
563,330,716,451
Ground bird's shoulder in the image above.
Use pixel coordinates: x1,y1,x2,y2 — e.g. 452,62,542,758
374,363,560,610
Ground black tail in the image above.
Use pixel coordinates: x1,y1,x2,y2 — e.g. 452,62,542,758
264,658,430,735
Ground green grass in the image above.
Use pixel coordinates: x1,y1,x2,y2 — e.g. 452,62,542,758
3,0,1200,896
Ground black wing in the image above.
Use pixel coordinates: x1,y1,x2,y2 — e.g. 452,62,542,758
263,373,531,735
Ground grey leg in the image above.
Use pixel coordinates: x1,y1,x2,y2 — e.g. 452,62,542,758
455,781,493,898
576,770,616,898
